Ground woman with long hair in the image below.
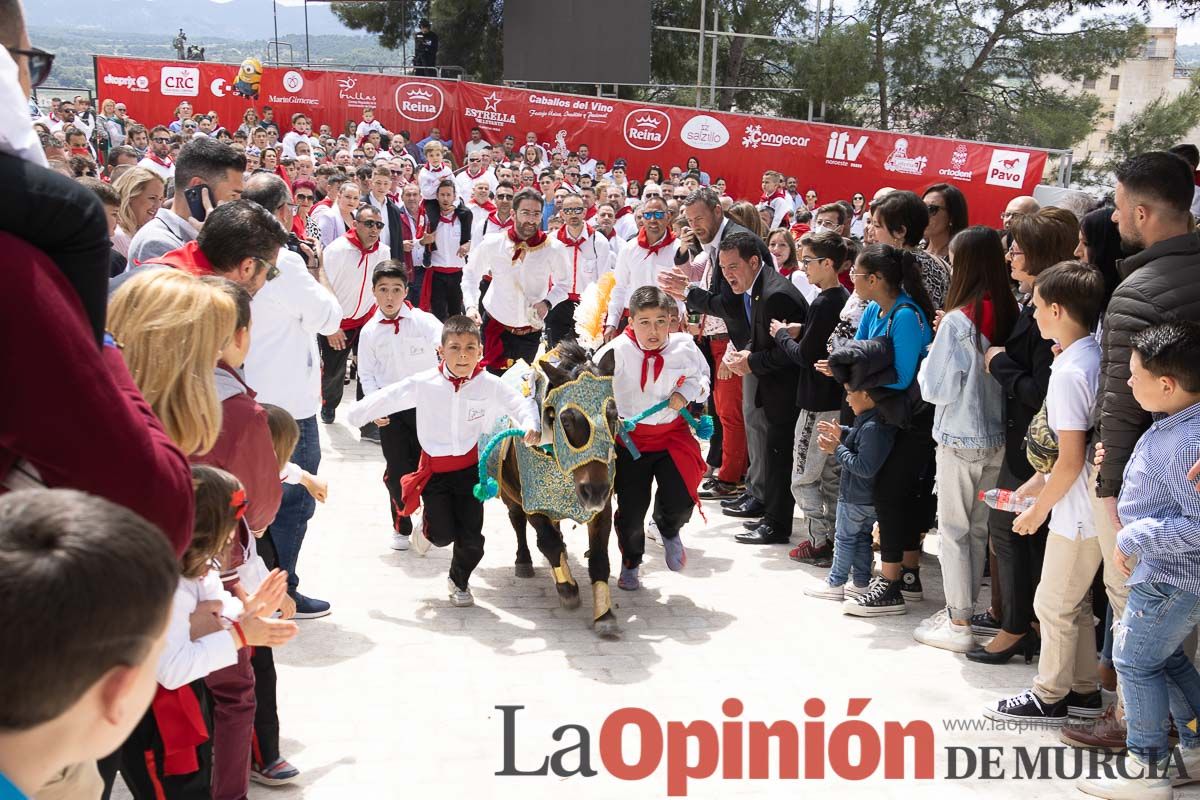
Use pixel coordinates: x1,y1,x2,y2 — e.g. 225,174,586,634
107,270,237,457
870,190,950,309
686,156,711,185
768,227,818,301
314,181,361,247
1076,206,1123,304
850,192,867,239
841,243,936,616
112,166,165,257
968,209,1077,664
727,200,764,237
914,226,1018,651
644,165,664,186
922,183,969,261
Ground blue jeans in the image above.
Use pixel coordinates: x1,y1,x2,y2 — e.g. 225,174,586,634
269,415,320,593
829,501,875,588
1114,581,1200,762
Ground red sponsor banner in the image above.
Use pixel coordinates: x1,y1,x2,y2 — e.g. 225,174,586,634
96,55,1047,225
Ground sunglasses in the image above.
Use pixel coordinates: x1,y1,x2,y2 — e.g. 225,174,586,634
561,207,584,215
295,193,314,201
926,204,943,216
496,194,514,201
359,220,385,229
642,210,666,220
255,258,281,282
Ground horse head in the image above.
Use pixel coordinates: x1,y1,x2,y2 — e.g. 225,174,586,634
536,341,617,514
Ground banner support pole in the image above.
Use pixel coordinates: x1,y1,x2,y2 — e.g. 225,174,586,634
695,0,706,108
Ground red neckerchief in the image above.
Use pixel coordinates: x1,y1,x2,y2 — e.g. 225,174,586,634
378,302,415,334
473,200,497,214
439,212,456,224
778,263,796,278
760,188,786,204
614,205,633,220
344,228,381,319
463,167,484,181
585,206,598,220
386,191,399,204
488,211,514,229
557,224,594,300
623,325,666,390
636,227,676,258
509,226,548,263
146,152,173,168
440,360,485,392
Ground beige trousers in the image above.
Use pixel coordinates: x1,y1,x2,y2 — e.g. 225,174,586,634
34,761,102,800
1032,531,1102,703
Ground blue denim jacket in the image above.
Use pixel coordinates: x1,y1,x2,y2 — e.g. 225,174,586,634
836,408,897,505
916,308,1005,449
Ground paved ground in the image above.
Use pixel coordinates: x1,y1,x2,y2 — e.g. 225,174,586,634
115,389,1200,800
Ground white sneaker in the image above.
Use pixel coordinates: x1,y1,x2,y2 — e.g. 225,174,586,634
647,519,661,545
845,582,870,599
913,612,974,653
447,578,474,607
1077,754,1172,799
1173,746,1200,787
916,607,950,632
390,532,410,551
804,581,845,601
411,519,431,556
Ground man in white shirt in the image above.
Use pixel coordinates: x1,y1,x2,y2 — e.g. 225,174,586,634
464,126,491,156
547,192,612,346
604,196,679,339
471,188,571,372
455,150,497,198
366,165,398,249
576,143,597,178
241,174,342,616
608,185,639,242
137,125,176,182
464,181,515,311
466,179,497,255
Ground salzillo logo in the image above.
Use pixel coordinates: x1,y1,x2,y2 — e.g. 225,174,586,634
282,71,304,93
986,149,1030,188
825,131,868,167
160,66,199,97
679,115,729,150
624,109,671,151
395,81,444,122
741,124,811,150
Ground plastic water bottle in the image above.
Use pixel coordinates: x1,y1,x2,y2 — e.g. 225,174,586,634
979,489,1035,513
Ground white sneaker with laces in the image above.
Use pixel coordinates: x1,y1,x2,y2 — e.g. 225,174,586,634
390,532,410,551
447,578,474,607
1077,754,1172,799
913,612,974,653
804,581,845,601
411,518,431,556
916,607,949,632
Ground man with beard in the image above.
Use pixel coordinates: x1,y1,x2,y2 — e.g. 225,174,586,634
604,195,678,340
469,188,570,372
137,125,175,181
546,192,612,346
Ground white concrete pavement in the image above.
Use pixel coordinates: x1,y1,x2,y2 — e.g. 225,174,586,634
114,392,1200,800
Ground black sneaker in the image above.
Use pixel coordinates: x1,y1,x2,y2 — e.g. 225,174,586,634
842,576,907,617
699,480,741,500
1066,689,1104,718
290,592,331,619
900,567,923,601
970,610,1002,636
983,689,1067,725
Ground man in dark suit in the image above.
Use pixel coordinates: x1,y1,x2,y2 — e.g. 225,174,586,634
664,229,808,544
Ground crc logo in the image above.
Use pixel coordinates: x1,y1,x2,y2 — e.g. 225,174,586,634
741,124,810,150
986,149,1030,188
679,115,729,150
623,108,671,151
395,81,444,122
160,66,199,97
825,130,868,166
282,71,304,93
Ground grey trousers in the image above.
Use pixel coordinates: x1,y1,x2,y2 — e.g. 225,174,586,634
742,373,768,501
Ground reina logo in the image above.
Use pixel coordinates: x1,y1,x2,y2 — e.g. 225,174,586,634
395,81,443,122
160,66,200,97
986,149,1030,188
679,115,730,151
825,131,868,167
624,108,671,151
938,144,974,181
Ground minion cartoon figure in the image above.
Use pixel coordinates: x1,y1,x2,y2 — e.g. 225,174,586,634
233,57,263,99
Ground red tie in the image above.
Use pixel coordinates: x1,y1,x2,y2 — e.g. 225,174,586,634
623,326,664,390
378,303,414,334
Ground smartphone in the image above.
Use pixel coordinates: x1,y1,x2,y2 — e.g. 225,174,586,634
184,184,210,222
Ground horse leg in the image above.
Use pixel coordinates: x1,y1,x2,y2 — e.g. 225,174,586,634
587,502,619,637
507,499,535,578
528,513,579,609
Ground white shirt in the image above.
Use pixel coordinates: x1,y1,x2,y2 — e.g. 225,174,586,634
578,157,597,178
281,130,317,159
764,194,792,229
346,367,539,455
243,249,342,420
464,139,491,155
398,206,427,266
606,233,682,326
455,168,497,200
551,225,613,299
613,209,639,241
430,212,466,268
789,270,820,303
137,155,174,181
357,305,443,394
476,231,570,327
418,163,455,201
355,119,388,140
594,332,710,425
368,193,393,247
1046,335,1101,541
157,571,241,691
323,235,389,322
468,202,496,254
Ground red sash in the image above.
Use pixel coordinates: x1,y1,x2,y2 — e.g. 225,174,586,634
151,683,209,776
480,315,535,372
399,447,480,516
557,224,594,301
340,229,380,327
625,417,706,509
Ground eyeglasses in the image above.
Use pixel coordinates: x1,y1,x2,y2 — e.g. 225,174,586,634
359,220,385,229
642,211,666,220
566,172,580,178
10,47,55,88
853,194,864,200
926,204,943,216
152,136,172,144
800,256,827,267
515,209,542,220
255,258,281,282
849,270,873,280
815,219,841,231
561,207,584,215
1007,246,1024,257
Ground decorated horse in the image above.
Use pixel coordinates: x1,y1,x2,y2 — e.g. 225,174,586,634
473,342,624,637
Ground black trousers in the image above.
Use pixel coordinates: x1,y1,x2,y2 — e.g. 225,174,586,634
989,458,1048,636
544,299,577,348
115,681,214,800
614,446,694,568
873,405,936,564
318,325,363,415
761,406,802,530
380,409,420,535
427,270,465,322
250,533,282,769
481,307,541,375
422,464,485,589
